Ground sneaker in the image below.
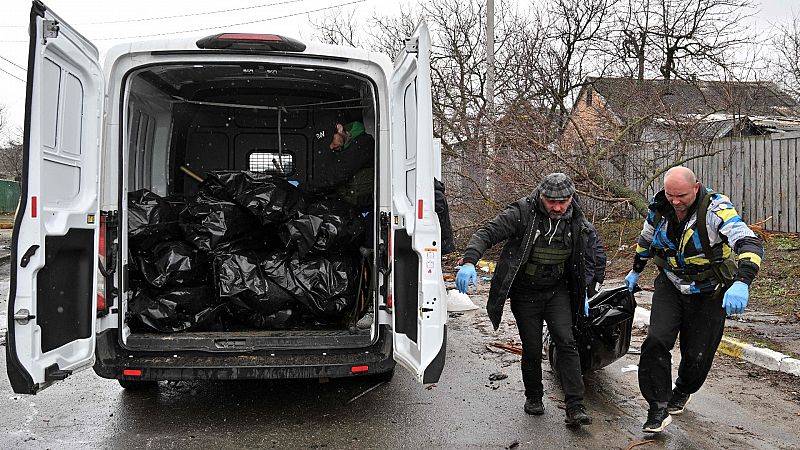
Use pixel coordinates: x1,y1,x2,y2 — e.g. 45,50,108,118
642,408,672,433
564,405,592,426
667,391,691,415
524,398,544,415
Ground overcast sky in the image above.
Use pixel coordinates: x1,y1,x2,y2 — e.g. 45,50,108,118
0,0,795,140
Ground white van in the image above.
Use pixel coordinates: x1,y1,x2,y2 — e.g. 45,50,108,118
6,1,447,394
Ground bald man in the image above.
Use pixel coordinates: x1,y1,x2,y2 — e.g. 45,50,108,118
625,166,763,433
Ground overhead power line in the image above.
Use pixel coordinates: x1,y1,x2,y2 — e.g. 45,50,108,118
0,0,309,28
94,0,366,41
83,0,307,25
0,54,26,72
0,66,25,83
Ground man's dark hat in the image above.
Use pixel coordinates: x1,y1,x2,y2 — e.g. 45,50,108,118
539,172,575,200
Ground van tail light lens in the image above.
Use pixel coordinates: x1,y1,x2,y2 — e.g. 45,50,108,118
196,33,306,52
97,212,117,316
351,365,369,374
97,215,107,314
122,369,142,377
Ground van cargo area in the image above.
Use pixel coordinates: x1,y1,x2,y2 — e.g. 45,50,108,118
119,63,380,351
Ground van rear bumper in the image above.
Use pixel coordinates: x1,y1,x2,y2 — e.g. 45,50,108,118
93,328,395,381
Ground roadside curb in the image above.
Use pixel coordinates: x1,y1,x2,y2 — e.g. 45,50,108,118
634,305,800,377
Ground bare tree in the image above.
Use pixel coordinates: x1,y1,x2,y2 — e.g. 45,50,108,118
610,0,756,82
771,13,800,100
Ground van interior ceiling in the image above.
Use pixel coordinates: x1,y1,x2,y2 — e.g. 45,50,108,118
121,63,379,349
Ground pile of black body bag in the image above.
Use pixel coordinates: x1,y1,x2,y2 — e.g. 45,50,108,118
127,171,368,333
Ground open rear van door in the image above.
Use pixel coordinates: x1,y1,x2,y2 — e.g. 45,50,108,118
388,21,447,384
6,1,103,394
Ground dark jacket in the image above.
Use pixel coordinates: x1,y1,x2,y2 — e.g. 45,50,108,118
434,178,456,255
462,191,606,330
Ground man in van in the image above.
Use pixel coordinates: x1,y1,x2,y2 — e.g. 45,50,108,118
456,173,606,427
623,166,763,433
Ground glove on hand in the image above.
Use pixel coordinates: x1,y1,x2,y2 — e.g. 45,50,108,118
624,271,640,292
456,264,478,294
584,295,590,317
722,281,749,315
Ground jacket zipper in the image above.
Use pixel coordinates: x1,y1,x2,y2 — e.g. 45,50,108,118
505,210,540,293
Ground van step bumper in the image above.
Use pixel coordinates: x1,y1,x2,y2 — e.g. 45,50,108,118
93,328,395,381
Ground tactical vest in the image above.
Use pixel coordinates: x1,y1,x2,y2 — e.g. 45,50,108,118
651,189,737,288
524,223,572,287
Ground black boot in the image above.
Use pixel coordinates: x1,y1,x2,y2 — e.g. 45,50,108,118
524,398,544,415
565,404,592,426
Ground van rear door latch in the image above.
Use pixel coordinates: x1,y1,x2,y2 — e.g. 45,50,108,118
14,309,35,325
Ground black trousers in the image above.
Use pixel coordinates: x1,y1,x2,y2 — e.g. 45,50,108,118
509,280,584,408
638,273,727,409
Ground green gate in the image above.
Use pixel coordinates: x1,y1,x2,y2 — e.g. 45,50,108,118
0,180,20,213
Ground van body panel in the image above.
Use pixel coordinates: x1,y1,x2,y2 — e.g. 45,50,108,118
10,1,446,392
7,1,104,394
388,22,447,384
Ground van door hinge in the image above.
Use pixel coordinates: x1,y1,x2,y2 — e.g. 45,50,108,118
14,309,36,325
405,37,418,54
42,20,59,44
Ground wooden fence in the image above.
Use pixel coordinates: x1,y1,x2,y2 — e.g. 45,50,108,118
685,134,799,233
582,134,800,233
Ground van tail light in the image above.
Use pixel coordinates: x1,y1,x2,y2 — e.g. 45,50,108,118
196,33,306,52
97,211,118,316
122,369,142,377
97,214,107,314
97,292,106,312
351,365,369,374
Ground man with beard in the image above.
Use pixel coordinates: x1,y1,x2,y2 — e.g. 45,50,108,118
456,173,606,426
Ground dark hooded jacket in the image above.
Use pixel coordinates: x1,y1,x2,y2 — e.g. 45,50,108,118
462,191,606,330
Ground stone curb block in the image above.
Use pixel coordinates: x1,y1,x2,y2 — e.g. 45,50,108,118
779,358,800,376
635,305,799,377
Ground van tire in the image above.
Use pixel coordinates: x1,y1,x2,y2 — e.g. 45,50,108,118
118,379,158,390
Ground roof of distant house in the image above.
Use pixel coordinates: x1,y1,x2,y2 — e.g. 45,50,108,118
584,77,800,121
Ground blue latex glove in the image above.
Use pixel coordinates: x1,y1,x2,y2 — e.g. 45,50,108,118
624,271,640,292
722,281,749,315
456,264,478,294
583,295,590,317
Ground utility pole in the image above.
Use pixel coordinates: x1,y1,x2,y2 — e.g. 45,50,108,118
485,0,496,194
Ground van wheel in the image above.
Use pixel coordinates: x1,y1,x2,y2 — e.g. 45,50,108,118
118,379,157,390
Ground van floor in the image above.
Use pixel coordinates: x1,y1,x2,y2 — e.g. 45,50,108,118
126,328,374,351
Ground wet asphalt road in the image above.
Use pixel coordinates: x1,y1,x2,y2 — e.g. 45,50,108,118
2,273,800,449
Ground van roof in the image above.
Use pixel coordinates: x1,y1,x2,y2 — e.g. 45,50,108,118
103,35,392,67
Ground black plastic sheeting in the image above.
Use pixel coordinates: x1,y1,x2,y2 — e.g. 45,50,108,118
128,190,183,251
127,171,367,332
180,192,264,252
134,240,208,288
128,286,222,333
260,250,357,323
546,286,638,373
281,200,366,257
201,171,306,225
214,250,294,316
